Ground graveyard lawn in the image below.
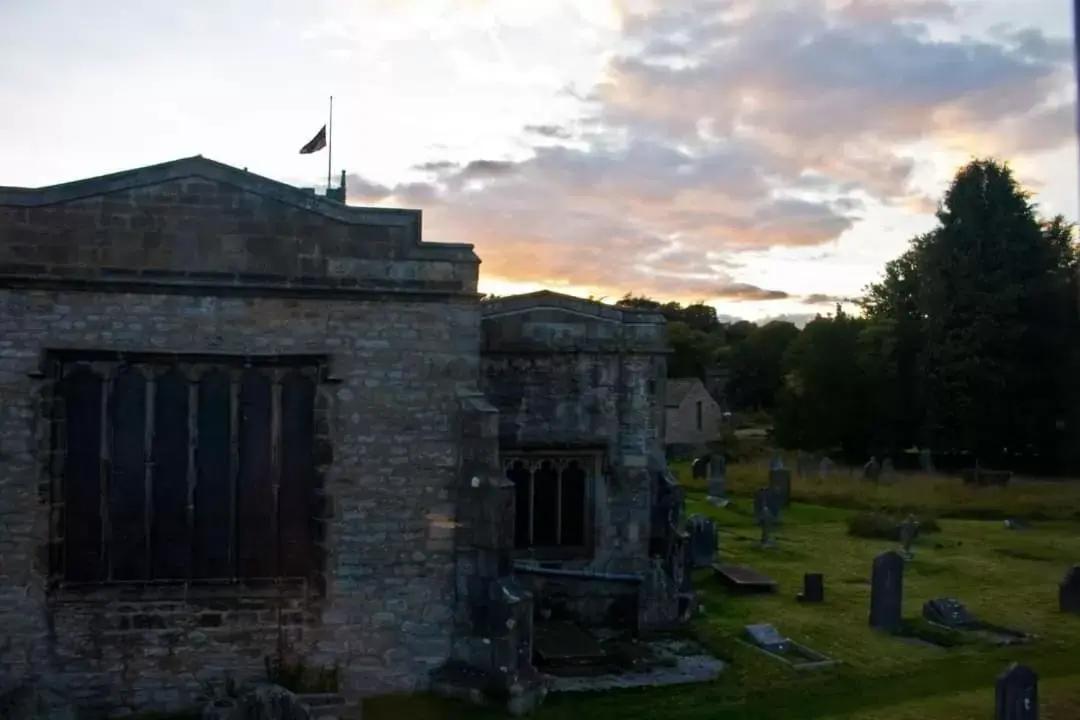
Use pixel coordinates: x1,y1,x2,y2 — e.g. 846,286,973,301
678,461,1080,522
366,467,1080,720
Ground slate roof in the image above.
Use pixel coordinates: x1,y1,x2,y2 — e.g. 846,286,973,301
666,378,704,408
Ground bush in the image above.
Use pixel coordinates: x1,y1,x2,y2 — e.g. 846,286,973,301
847,512,941,541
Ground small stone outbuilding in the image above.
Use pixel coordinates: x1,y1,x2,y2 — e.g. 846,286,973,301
0,157,691,716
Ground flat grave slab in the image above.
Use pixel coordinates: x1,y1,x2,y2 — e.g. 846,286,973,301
922,597,1033,646
741,623,836,670
713,563,778,593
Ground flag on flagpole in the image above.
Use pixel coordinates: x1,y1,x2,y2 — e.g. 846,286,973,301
299,125,327,154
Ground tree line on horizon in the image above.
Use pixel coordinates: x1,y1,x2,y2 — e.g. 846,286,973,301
620,158,1080,474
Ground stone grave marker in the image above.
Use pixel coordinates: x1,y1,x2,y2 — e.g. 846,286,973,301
707,455,728,505
869,550,904,633
995,663,1038,720
923,597,977,629
898,515,920,560
691,455,709,480
881,457,896,481
919,447,934,474
769,455,785,471
768,468,791,509
797,573,824,603
754,488,779,548
863,456,881,482
1060,565,1080,614
819,456,834,478
687,515,719,567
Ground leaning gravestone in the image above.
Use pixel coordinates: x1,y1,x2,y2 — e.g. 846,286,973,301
869,550,904,634
768,468,791,509
687,515,719,567
995,663,1038,720
1060,565,1080,614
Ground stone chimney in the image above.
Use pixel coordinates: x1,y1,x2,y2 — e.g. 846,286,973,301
325,169,347,204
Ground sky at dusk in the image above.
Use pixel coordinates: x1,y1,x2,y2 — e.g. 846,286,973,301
1,0,1076,323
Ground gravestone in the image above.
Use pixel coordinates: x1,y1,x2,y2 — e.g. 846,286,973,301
1060,565,1080,614
819,456,834,478
923,597,977,630
687,515,719,567
754,488,778,547
691,456,709,480
881,457,896,481
745,623,786,650
869,551,904,633
918,447,935,474
863,456,881,482
706,455,728,504
898,515,920,560
768,468,791,509
994,663,1038,720
769,455,785,471
797,573,824,603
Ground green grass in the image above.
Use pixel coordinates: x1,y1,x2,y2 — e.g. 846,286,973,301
363,465,1080,720
677,461,1080,521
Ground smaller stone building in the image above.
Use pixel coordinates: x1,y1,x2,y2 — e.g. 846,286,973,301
664,378,724,456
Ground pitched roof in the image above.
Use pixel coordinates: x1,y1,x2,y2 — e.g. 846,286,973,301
666,378,703,408
0,156,462,249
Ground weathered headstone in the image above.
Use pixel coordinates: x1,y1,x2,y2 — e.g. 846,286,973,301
691,456,709,480
918,447,935,474
819,456,834,478
881,457,896,481
863,456,881,482
687,515,719,567
898,515,920,560
797,573,824,603
994,663,1038,720
869,551,904,633
754,488,778,547
1059,565,1080,614
706,455,728,505
923,597,977,630
768,468,791,509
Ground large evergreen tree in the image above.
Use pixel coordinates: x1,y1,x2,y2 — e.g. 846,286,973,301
918,159,1073,464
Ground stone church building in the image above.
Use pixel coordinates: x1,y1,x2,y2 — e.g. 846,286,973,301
0,157,690,715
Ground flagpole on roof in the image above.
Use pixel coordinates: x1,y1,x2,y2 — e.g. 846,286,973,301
327,95,334,193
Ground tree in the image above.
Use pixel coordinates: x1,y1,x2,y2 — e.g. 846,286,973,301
726,320,800,411
860,239,929,452
918,159,1074,464
773,307,870,456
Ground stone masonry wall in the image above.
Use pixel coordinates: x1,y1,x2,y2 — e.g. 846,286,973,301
0,159,482,714
479,293,668,573
0,291,478,713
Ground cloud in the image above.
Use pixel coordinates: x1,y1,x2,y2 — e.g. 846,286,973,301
346,0,1074,307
